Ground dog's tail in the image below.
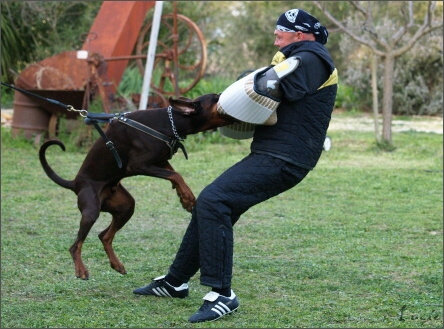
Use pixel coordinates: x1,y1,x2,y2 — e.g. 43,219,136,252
39,140,75,190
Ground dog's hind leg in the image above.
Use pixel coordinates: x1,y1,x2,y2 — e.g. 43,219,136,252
98,184,135,275
71,188,101,280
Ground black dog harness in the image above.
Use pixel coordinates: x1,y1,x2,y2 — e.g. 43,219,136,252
84,106,188,168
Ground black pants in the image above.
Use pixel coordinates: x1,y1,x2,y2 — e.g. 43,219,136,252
168,152,309,288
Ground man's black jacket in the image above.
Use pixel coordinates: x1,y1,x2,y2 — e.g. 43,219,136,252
251,41,338,170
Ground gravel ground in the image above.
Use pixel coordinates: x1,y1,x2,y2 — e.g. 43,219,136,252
1,108,442,134
328,114,442,134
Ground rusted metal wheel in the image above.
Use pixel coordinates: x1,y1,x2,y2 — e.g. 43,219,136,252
131,89,168,109
135,13,207,96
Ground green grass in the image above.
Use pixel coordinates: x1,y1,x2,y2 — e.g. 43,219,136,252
1,124,442,328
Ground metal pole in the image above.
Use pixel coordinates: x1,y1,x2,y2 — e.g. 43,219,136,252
139,1,164,110
172,1,180,97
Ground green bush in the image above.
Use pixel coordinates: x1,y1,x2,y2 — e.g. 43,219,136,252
118,65,144,98
392,39,443,116
1,86,14,108
341,37,443,116
334,84,362,112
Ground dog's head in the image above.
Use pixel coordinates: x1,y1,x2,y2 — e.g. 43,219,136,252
168,94,237,134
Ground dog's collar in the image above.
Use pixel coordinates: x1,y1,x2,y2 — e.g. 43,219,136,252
167,106,184,141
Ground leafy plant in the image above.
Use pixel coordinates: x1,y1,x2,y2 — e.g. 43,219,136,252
334,84,362,112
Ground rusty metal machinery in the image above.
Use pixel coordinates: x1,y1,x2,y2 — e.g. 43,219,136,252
135,2,207,96
11,1,207,141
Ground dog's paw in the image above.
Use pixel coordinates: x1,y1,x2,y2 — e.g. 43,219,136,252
180,198,196,212
112,265,127,275
76,270,89,280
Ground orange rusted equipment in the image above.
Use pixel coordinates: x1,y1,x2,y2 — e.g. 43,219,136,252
12,1,155,140
82,1,156,94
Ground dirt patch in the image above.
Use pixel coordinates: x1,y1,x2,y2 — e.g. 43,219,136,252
329,114,442,134
2,108,443,134
1,109,13,127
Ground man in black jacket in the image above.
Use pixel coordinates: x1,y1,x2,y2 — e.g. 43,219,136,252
133,8,338,323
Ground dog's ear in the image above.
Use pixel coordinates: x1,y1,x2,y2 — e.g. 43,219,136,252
168,96,197,115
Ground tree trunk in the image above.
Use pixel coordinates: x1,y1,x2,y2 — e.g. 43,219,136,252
371,54,380,142
382,54,395,144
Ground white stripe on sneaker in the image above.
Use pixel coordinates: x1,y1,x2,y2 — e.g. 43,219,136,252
153,287,171,297
211,308,223,317
217,302,231,312
211,302,231,316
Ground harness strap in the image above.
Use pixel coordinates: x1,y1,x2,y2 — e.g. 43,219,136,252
118,117,188,159
90,120,123,168
84,112,129,123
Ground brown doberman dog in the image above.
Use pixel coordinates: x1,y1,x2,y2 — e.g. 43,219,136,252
39,94,236,280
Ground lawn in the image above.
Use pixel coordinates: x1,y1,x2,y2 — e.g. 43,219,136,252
1,123,442,328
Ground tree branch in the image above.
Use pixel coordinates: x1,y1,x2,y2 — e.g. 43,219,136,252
391,1,415,45
350,1,368,17
391,1,443,57
312,1,386,56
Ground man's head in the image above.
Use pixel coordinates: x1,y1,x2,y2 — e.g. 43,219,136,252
274,9,328,49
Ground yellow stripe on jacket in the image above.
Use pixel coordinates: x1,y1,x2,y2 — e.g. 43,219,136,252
270,51,338,90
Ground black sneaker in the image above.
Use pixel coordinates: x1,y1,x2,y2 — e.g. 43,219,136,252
133,275,189,298
188,290,239,323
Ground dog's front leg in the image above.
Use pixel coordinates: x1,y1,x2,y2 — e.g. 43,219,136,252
145,163,196,212
171,176,195,212
146,162,196,212
164,163,196,212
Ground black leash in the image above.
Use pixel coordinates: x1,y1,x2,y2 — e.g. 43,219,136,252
1,82,123,167
1,82,188,166
1,82,72,110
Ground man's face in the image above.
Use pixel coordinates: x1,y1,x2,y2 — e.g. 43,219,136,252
273,30,298,49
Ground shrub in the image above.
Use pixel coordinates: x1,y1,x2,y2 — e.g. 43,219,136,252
342,35,443,116
392,35,443,116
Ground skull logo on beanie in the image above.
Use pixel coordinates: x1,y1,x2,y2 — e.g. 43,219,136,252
276,9,329,44
285,9,298,23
